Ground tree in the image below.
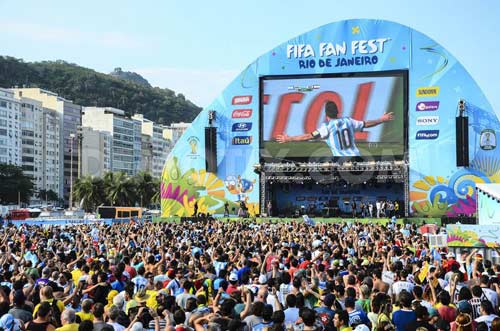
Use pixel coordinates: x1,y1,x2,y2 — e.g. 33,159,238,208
0,163,34,204
104,172,136,206
38,189,59,203
0,56,202,125
46,189,59,202
133,171,157,208
150,177,161,206
73,175,104,212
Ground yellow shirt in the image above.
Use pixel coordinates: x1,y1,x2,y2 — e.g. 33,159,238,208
56,323,79,331
76,311,94,322
146,290,158,310
71,268,82,284
33,299,65,318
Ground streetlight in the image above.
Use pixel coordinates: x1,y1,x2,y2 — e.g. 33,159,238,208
69,133,75,210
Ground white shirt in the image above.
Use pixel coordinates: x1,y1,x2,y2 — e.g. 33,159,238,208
314,118,364,156
109,322,125,331
475,314,497,329
392,281,414,297
480,287,498,308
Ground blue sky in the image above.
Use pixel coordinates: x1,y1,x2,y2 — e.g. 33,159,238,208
1,0,499,115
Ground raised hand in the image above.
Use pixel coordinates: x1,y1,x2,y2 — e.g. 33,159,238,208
276,134,289,143
380,112,394,122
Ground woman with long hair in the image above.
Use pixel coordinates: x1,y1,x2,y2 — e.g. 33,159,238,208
453,313,473,331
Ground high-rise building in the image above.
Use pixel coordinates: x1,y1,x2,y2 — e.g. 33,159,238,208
132,114,171,178
13,88,81,205
140,133,153,174
82,107,142,176
0,88,21,165
17,96,61,197
81,127,112,177
163,122,190,145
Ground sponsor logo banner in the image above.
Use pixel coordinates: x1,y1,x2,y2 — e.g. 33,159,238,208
232,136,253,145
416,86,440,97
416,130,439,140
232,122,253,132
416,116,440,126
480,129,497,150
416,101,440,111
187,136,200,155
232,109,253,118
232,96,253,105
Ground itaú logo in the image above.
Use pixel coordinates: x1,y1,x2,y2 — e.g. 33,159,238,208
232,136,252,145
232,109,252,118
416,116,439,126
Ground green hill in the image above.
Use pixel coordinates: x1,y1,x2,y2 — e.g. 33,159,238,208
0,56,201,125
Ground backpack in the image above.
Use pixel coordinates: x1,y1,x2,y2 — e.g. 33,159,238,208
50,299,62,328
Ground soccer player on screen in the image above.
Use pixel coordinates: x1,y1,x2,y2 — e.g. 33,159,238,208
276,101,394,156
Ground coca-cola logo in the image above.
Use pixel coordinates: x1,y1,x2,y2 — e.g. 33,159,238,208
232,109,253,118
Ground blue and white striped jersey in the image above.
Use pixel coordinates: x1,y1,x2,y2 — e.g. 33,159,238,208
313,118,364,156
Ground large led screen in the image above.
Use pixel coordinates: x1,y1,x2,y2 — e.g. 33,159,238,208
261,71,406,160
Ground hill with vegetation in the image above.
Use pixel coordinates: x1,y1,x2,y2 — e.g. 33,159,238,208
109,67,151,87
0,56,201,124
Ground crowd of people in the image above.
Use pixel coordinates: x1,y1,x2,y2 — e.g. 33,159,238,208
0,219,499,331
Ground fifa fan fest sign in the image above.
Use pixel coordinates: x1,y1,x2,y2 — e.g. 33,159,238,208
286,38,390,69
161,19,500,218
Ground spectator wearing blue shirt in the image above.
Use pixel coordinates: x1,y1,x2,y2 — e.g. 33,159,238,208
392,290,416,331
346,297,371,328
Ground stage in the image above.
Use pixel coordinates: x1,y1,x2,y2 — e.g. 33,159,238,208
259,160,409,218
154,216,442,226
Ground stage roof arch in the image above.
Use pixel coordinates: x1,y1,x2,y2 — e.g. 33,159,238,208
161,19,499,218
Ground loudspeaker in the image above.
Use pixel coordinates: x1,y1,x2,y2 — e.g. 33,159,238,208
205,127,217,173
456,117,469,167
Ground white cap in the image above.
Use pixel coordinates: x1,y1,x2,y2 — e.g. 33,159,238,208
446,252,455,258
354,325,370,331
258,274,268,284
229,273,238,282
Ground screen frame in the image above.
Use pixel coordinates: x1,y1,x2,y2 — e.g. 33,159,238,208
259,70,409,163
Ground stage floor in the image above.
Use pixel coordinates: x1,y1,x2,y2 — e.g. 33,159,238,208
154,216,442,225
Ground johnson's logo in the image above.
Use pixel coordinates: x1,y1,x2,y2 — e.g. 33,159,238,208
416,130,439,140
416,101,440,111
416,86,440,97
232,136,253,145
232,96,253,105
416,116,439,126
232,109,253,118
232,122,252,132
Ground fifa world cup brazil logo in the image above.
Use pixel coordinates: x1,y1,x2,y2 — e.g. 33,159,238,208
188,137,199,154
480,129,496,151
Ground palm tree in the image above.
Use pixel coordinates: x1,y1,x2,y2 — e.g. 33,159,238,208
73,175,102,212
133,172,157,208
104,172,136,206
150,177,161,207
